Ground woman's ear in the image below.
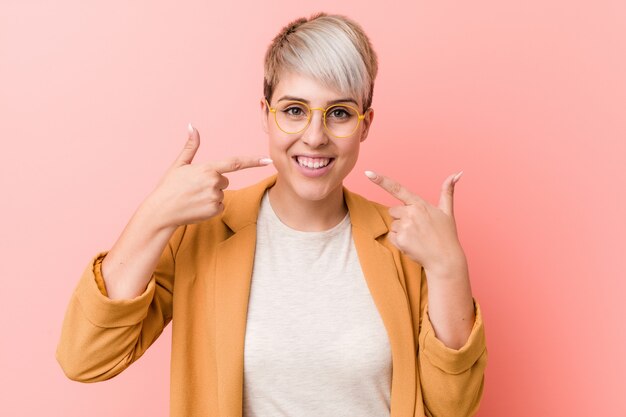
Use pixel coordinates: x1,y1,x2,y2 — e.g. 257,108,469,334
359,108,374,143
260,99,269,134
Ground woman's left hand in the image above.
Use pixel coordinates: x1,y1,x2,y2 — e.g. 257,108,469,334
365,170,467,275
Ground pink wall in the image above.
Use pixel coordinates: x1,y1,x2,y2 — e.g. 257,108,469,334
1,0,624,415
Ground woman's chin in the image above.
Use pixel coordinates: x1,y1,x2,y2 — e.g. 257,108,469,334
290,182,335,202
276,174,339,203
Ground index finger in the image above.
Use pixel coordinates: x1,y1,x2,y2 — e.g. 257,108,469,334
365,170,423,205
210,156,273,174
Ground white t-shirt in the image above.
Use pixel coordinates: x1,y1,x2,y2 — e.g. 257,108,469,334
243,190,392,417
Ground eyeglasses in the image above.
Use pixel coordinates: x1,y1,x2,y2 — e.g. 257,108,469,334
265,98,367,139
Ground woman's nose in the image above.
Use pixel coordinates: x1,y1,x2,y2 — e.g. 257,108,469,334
302,111,329,148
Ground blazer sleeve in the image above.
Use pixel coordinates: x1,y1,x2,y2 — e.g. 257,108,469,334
417,267,488,417
55,225,185,382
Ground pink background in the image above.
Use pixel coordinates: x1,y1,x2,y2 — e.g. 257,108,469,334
1,0,625,415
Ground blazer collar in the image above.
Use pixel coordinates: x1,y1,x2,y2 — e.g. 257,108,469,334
221,173,388,238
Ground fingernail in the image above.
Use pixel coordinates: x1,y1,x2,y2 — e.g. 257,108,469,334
364,170,377,179
187,122,194,135
453,170,464,183
260,158,273,165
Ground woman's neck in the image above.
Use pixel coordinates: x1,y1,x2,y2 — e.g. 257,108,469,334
267,178,348,232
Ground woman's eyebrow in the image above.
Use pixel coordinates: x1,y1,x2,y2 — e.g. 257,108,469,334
277,95,358,106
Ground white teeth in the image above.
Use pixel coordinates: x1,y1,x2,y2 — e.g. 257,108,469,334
296,156,331,169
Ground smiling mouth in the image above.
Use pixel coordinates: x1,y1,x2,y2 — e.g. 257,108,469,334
293,156,335,169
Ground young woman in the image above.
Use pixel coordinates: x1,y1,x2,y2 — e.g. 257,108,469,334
57,12,487,417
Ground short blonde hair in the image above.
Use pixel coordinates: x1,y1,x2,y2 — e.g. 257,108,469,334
263,12,378,111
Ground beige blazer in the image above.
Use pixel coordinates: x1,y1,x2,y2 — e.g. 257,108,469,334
56,174,487,417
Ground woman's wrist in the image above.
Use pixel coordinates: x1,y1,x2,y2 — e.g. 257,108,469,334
136,194,178,234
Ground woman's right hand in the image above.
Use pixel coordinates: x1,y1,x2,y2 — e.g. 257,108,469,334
143,123,272,230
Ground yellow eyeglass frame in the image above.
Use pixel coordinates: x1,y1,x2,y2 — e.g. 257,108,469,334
265,98,367,139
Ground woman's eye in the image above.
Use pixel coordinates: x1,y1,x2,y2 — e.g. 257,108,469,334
329,108,350,118
284,107,306,117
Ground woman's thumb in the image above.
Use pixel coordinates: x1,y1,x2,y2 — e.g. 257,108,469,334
173,123,200,167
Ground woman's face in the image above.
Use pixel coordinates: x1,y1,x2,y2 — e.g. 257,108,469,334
260,70,374,203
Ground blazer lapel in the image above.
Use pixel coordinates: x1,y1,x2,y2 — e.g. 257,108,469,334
214,175,416,417
214,175,278,417
344,187,417,417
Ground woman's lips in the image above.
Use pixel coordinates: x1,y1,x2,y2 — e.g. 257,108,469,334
292,156,335,178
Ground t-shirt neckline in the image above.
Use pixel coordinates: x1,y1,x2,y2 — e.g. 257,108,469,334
260,190,351,239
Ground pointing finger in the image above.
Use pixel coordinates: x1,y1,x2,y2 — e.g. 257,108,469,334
364,170,424,205
210,156,273,174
